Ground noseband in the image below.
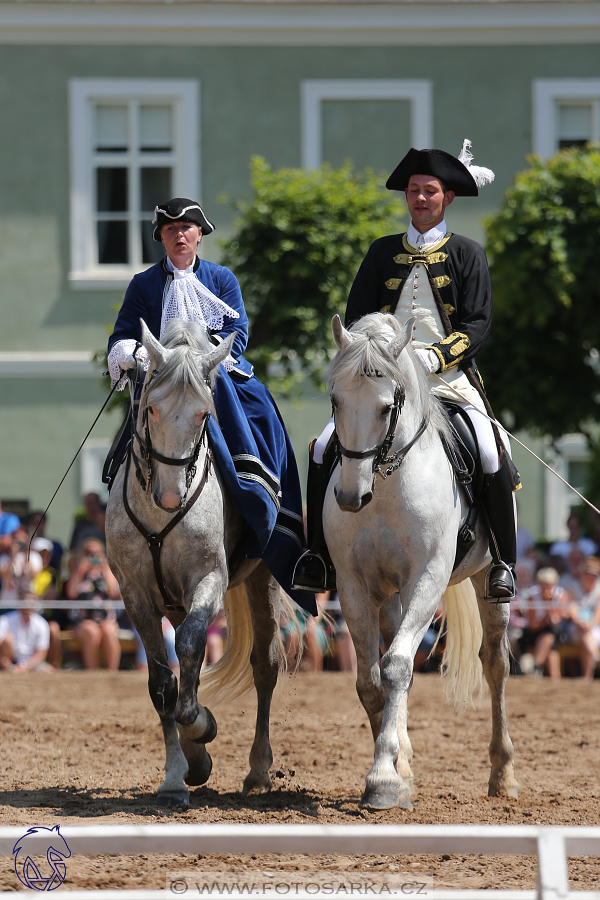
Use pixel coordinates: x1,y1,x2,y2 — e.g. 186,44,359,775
334,375,429,480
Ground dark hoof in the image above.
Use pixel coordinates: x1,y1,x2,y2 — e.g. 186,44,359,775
193,707,217,744
185,750,213,786
156,791,190,809
359,787,412,811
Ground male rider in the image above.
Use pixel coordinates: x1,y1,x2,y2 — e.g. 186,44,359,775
293,142,518,600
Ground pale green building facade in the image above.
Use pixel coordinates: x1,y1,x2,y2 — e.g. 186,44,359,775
0,0,599,544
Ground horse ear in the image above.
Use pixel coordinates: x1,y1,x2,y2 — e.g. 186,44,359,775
203,332,237,376
140,319,167,368
331,315,354,351
388,317,415,359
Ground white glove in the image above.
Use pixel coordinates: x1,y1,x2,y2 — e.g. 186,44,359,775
119,353,138,370
108,340,149,390
415,348,441,375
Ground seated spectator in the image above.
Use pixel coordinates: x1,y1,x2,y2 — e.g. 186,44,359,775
0,527,43,603
203,606,226,668
282,598,328,673
0,500,21,557
69,492,106,553
509,559,536,671
573,557,600,680
318,591,357,673
520,567,578,679
0,593,52,672
27,510,63,573
31,538,58,600
64,538,121,670
550,513,597,564
559,546,587,602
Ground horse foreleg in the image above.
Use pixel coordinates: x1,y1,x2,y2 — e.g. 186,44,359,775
241,564,281,795
472,570,519,799
174,573,222,787
380,596,414,793
125,597,190,807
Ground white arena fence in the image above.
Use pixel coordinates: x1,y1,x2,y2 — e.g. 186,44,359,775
1,823,600,900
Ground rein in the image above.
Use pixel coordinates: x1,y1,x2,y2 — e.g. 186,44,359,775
123,367,214,613
335,380,428,480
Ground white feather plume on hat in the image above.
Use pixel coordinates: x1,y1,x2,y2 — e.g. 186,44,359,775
457,139,495,188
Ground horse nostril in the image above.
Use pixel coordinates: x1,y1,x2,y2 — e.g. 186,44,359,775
161,492,181,509
334,485,338,497
361,492,373,508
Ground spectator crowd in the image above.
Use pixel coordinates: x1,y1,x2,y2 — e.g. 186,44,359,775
2,494,600,679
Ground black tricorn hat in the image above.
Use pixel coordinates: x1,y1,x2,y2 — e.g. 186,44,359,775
152,198,215,241
386,148,480,196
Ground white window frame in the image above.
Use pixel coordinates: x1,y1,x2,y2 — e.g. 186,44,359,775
544,434,590,541
81,439,112,504
300,79,432,170
533,79,600,159
69,78,199,290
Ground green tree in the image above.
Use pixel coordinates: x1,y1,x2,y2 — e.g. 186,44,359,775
219,157,405,395
480,145,600,440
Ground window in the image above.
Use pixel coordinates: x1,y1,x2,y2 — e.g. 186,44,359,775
69,79,199,289
533,79,600,159
81,440,112,505
544,434,590,541
300,80,432,170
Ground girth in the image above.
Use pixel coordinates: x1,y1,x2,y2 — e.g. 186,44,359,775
122,434,213,613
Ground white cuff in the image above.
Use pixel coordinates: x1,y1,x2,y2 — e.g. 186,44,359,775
415,348,441,376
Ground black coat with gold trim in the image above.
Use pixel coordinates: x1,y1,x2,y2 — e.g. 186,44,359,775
345,232,492,375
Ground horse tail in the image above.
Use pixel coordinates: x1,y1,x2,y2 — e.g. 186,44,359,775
198,585,304,708
437,578,485,708
198,584,254,708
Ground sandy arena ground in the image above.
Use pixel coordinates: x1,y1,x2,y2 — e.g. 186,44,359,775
0,670,599,891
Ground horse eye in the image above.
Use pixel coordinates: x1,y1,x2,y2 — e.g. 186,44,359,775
380,405,392,417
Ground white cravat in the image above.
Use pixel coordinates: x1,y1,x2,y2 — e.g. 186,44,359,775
406,220,447,251
162,256,239,340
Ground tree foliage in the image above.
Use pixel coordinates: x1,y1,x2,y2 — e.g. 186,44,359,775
219,157,405,395
480,145,600,439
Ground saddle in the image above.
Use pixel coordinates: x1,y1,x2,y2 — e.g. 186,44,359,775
440,402,484,572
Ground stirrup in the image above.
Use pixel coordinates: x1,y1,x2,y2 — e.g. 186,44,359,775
292,550,335,593
484,561,516,602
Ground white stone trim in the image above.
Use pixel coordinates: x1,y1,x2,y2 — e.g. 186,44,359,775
69,78,199,288
1,3,600,46
301,79,432,170
543,434,589,541
0,352,98,377
533,78,600,159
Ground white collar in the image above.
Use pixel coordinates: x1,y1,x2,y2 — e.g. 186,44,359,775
165,255,196,275
406,220,447,250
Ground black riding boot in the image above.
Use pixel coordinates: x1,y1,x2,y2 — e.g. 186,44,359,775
481,455,518,600
292,443,336,593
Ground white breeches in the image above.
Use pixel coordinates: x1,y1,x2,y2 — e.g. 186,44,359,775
313,405,509,475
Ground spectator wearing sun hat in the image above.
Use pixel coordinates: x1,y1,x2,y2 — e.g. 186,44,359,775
521,567,577,678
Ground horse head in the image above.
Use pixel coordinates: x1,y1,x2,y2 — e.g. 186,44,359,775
139,319,236,510
329,313,415,512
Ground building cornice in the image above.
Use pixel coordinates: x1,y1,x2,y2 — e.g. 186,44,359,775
0,352,99,378
0,1,599,46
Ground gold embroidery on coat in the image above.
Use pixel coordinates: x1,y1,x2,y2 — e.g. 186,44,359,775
380,305,391,314
443,303,456,314
433,275,452,289
439,331,470,358
385,278,402,290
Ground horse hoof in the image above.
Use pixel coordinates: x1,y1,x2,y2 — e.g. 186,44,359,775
242,772,272,796
156,791,190,809
359,787,412,811
185,751,213,786
488,783,520,800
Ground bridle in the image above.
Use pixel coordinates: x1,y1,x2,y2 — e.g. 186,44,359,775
123,367,213,613
334,374,429,481
131,368,210,502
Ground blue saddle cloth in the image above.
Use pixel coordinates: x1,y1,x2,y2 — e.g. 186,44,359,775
209,367,316,616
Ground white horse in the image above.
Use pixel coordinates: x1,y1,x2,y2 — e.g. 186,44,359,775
325,312,519,810
105,319,289,808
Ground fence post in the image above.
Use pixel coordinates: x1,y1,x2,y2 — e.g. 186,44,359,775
537,830,569,900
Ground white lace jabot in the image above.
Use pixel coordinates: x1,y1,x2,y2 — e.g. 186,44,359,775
107,256,240,389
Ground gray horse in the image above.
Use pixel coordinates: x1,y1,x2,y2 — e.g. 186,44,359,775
106,319,287,807
325,313,519,810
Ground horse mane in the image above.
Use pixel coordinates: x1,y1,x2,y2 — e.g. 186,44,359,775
143,319,217,413
329,313,451,442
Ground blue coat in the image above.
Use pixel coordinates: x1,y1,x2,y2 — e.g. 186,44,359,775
109,258,315,615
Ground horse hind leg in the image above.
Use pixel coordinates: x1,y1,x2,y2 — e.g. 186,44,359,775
241,564,281,795
472,570,519,799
